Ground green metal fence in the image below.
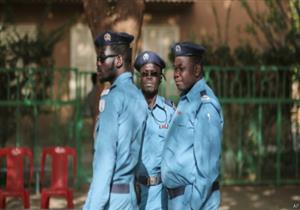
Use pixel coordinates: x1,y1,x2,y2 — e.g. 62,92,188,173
204,66,300,185
0,66,300,188
0,67,83,189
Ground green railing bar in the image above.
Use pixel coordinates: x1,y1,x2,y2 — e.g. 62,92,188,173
222,179,300,185
275,69,279,98
0,67,78,72
246,71,250,97
33,105,39,179
0,100,78,106
150,98,300,105
276,104,282,186
75,69,83,189
296,151,299,178
7,73,10,100
252,70,256,97
42,70,46,99
237,107,244,178
54,104,59,145
220,98,300,104
16,73,21,147
205,66,292,71
15,105,21,147
257,105,263,181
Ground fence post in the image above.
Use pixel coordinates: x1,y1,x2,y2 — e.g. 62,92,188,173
276,103,282,185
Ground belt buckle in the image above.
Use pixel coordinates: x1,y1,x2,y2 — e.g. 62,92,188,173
147,176,157,185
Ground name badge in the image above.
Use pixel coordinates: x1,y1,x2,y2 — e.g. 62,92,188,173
159,124,168,129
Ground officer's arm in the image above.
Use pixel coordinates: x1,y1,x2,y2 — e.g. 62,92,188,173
191,103,222,210
83,95,120,210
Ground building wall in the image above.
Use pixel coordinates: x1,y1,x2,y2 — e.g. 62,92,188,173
2,2,83,68
190,0,267,49
143,0,268,51
1,0,271,68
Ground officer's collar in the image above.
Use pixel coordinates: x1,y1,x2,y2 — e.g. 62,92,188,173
149,95,164,110
111,71,132,89
155,95,164,109
182,78,206,102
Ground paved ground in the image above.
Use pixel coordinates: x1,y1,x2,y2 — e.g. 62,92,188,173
220,185,300,210
3,185,300,210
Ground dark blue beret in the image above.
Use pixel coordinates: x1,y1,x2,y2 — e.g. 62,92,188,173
95,31,134,47
134,51,166,71
171,42,206,57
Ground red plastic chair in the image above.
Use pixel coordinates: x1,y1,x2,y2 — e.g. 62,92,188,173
40,146,77,209
0,147,33,209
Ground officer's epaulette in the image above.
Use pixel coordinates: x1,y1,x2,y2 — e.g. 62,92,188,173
200,90,222,115
200,90,210,102
164,99,176,109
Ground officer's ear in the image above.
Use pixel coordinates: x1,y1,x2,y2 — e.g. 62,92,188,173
115,55,123,68
193,63,201,78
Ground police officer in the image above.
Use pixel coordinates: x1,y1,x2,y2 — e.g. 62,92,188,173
83,31,148,210
161,42,224,210
134,51,175,210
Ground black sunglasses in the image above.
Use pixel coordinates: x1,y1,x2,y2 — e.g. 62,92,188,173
140,71,161,78
97,54,118,63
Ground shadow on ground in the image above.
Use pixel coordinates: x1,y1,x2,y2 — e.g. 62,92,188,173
3,185,300,210
220,185,300,210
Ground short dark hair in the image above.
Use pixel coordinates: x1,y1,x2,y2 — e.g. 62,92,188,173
110,44,132,69
190,56,202,65
190,56,204,77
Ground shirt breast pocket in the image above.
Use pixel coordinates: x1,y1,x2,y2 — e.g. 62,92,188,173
173,114,194,129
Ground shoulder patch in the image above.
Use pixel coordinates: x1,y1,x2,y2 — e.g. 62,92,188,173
200,90,211,103
201,95,210,102
200,90,207,96
101,88,110,96
200,95,222,117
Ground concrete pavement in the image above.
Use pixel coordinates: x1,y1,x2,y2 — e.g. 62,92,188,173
3,185,300,210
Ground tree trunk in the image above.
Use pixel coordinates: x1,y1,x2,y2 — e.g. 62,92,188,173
82,0,145,57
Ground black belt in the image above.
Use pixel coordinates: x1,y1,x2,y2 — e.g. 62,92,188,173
137,175,162,186
167,181,220,200
110,183,129,194
167,186,185,199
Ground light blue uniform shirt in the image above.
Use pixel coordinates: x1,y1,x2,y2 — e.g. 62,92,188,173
161,78,223,210
137,95,175,210
83,72,148,210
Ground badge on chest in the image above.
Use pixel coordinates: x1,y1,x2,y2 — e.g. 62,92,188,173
159,124,168,129
151,107,169,129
